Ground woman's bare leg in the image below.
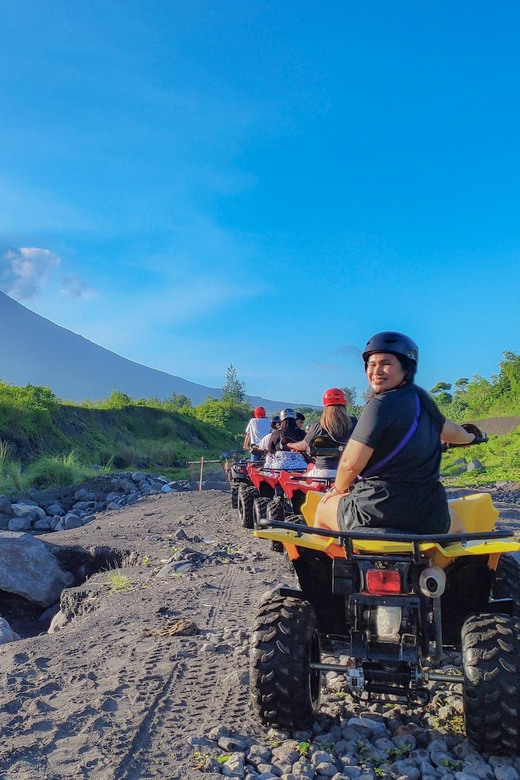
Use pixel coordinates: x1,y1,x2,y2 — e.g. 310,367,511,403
314,493,343,531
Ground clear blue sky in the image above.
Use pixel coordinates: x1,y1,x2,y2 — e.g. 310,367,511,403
1,1,519,405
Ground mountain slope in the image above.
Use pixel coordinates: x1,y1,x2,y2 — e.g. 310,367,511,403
0,292,290,410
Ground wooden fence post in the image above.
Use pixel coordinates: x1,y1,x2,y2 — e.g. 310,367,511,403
199,456,204,492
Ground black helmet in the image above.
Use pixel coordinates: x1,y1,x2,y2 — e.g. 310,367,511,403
362,331,419,367
279,408,296,421
270,414,281,430
295,412,305,422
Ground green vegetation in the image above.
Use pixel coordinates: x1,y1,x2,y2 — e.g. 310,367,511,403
1,350,520,495
106,568,133,592
431,351,520,419
221,363,246,404
0,377,252,495
442,425,520,485
22,451,100,490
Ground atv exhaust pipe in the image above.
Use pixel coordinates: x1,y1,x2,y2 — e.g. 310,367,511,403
419,566,446,598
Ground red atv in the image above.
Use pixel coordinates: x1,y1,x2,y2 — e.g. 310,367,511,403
264,434,345,523
237,461,284,530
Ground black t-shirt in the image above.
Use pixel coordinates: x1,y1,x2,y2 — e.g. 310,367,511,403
268,427,306,453
339,383,449,534
305,420,356,470
351,383,446,483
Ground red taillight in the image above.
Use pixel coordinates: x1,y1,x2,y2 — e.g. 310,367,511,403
366,569,401,595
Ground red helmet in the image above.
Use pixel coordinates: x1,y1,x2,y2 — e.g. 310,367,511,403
254,406,266,418
322,388,347,407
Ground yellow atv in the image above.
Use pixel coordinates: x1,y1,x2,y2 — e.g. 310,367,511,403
250,490,520,754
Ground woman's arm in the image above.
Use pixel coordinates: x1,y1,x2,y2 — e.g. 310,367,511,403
441,419,475,444
321,439,374,502
286,440,307,452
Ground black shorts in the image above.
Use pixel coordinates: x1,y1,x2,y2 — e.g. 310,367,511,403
338,479,450,535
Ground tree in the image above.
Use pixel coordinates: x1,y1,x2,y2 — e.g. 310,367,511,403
221,363,246,404
168,392,192,410
430,381,452,396
429,381,453,410
340,386,363,417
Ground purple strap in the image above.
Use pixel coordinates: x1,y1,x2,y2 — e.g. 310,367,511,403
361,394,421,479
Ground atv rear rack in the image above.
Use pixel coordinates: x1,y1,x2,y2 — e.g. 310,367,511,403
257,518,514,562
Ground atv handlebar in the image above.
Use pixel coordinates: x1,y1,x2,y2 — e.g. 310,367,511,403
442,423,488,451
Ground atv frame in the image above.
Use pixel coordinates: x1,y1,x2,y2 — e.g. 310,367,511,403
250,492,520,754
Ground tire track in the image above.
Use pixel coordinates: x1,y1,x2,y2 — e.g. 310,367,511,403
0,490,293,779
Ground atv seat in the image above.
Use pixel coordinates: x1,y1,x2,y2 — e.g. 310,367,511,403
349,526,408,536
310,435,345,458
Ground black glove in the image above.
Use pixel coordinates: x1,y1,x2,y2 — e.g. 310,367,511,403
461,423,488,444
443,423,488,450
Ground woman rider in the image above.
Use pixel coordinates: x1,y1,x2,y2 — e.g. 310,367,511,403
266,409,308,471
315,332,483,535
287,388,357,478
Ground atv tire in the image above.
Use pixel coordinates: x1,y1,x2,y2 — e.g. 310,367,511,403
462,612,520,754
267,498,285,521
250,592,321,730
492,553,520,614
253,497,270,528
231,485,239,509
238,485,258,529
284,513,306,526
267,499,285,553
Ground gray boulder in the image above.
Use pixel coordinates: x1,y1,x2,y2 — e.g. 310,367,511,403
12,503,46,520
467,459,484,472
0,513,12,531
0,617,21,644
8,517,33,532
0,532,74,606
64,515,83,530
47,503,65,516
0,496,14,516
33,517,53,532
72,501,95,511
74,488,95,502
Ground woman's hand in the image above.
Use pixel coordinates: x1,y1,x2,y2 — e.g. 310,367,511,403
321,485,349,504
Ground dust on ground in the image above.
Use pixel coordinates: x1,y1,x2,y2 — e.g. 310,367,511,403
1,486,520,780
0,489,292,780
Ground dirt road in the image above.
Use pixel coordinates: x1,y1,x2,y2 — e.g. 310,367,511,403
1,487,520,780
0,490,291,780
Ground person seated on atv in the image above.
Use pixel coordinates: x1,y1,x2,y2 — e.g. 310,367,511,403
244,406,271,462
251,415,281,466
315,332,483,535
287,388,357,478
266,408,308,471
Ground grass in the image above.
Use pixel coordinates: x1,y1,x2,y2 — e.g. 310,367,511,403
441,428,520,487
0,382,245,496
22,452,97,491
106,568,132,592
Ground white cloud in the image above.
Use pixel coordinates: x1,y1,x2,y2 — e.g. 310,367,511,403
0,246,61,299
61,274,97,299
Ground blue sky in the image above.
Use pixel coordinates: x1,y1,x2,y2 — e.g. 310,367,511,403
1,1,519,405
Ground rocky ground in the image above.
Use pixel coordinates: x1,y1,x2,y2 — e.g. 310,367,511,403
1,483,520,780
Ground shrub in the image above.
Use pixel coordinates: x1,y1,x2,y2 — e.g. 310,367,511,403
115,446,140,467
155,417,178,437
100,390,134,410
22,452,94,490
